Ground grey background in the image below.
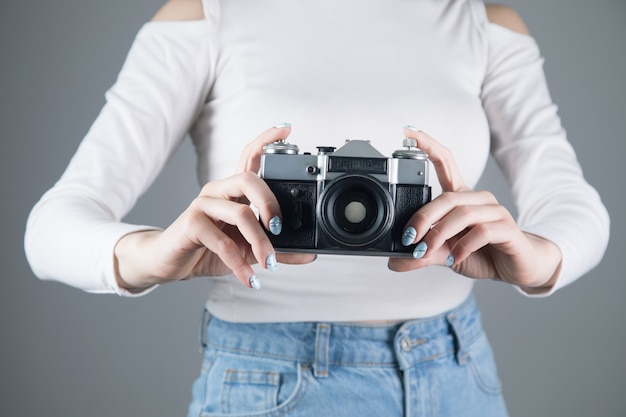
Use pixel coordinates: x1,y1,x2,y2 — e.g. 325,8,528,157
1,0,624,416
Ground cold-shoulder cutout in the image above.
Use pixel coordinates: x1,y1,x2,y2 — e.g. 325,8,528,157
485,4,530,35
151,0,205,22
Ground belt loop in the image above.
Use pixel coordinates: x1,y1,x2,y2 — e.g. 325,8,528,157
446,313,469,366
199,307,211,351
314,324,331,378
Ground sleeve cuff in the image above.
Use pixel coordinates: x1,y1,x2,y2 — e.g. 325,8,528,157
101,223,163,297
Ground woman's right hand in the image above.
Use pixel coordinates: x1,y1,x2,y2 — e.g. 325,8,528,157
113,125,310,291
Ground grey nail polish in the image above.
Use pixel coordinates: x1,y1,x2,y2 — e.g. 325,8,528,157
269,216,282,235
249,274,261,290
274,122,292,128
413,242,428,259
402,227,417,246
404,125,419,132
446,254,455,267
266,254,277,272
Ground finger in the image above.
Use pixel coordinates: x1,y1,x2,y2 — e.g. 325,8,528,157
236,123,293,174
421,203,510,258
402,190,499,246
193,197,277,271
276,253,317,265
449,219,522,267
387,249,450,272
201,171,282,232
192,214,258,288
403,127,468,193
387,256,429,272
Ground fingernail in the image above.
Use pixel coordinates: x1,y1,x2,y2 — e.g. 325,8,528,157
404,125,419,132
274,122,291,128
266,254,277,271
402,227,417,246
269,216,282,235
446,254,455,267
249,274,261,290
413,242,428,259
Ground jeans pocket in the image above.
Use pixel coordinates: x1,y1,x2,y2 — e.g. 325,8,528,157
196,350,307,417
467,332,503,396
221,369,280,414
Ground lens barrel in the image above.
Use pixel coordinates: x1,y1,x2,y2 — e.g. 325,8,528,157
318,174,394,248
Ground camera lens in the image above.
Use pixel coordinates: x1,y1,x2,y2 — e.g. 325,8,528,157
318,174,394,248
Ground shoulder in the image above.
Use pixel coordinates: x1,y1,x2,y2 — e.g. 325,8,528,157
485,3,530,35
151,0,204,22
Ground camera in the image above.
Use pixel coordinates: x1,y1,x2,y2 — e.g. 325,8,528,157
259,138,431,257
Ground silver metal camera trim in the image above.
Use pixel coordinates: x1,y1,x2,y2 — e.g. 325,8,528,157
259,153,319,180
260,139,429,186
388,158,429,185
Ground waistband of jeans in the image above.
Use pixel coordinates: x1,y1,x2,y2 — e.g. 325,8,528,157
202,295,483,372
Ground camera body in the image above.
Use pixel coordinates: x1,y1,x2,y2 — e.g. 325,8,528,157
259,138,431,257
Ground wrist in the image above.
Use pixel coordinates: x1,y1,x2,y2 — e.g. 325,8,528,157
114,229,163,292
520,232,563,294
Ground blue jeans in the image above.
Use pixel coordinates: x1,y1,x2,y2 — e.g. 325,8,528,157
187,296,508,417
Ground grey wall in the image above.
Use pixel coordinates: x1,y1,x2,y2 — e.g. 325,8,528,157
1,0,624,416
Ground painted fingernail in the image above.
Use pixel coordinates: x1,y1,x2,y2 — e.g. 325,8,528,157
249,274,261,290
266,254,277,272
413,242,428,259
446,254,455,267
274,122,292,128
404,125,419,132
269,216,282,235
402,227,417,246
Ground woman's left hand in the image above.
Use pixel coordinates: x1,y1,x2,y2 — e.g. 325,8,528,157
387,128,562,291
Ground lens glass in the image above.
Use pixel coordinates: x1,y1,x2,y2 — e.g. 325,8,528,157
344,201,367,224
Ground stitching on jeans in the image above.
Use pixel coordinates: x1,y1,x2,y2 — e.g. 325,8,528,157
328,348,456,368
206,342,312,362
205,344,460,368
315,324,330,377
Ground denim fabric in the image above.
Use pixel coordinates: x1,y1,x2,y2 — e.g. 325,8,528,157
187,296,509,417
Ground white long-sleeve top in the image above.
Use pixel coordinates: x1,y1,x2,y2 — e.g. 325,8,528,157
24,0,609,322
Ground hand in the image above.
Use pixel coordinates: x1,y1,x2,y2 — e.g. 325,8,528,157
236,123,317,267
114,125,312,291
388,128,562,291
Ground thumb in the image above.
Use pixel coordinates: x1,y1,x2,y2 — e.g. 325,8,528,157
236,123,292,174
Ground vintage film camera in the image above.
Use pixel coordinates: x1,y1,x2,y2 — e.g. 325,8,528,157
259,138,431,256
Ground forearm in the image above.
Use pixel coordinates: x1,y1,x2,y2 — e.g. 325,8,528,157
25,193,158,295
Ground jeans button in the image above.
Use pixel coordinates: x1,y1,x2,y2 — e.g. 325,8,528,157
401,337,412,352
